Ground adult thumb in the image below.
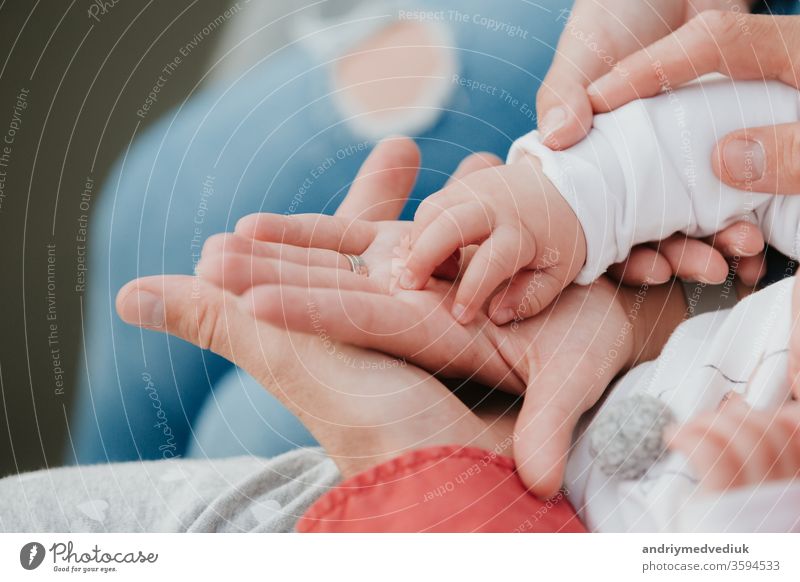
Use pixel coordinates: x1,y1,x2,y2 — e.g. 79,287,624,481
513,370,592,499
535,74,593,150
713,122,800,195
116,274,237,357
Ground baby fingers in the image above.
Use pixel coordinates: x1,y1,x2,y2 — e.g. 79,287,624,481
399,201,495,292
452,226,536,324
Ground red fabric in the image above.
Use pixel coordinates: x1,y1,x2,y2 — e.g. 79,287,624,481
297,445,587,533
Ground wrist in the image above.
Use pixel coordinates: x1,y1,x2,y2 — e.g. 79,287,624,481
617,280,687,370
516,153,588,279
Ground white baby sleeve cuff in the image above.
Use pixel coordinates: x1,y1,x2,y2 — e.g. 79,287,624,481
508,78,800,285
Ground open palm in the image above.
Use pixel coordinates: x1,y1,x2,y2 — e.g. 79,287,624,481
198,155,643,498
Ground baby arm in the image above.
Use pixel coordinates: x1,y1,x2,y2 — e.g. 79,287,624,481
401,77,800,326
397,156,587,325
511,76,800,285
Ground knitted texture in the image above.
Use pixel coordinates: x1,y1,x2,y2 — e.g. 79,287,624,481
589,393,674,480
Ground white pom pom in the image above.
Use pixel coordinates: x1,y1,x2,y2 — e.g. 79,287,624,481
589,393,674,480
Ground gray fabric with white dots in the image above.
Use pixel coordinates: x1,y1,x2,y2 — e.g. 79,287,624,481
0,448,339,532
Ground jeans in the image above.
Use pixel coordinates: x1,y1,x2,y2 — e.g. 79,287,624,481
70,0,569,463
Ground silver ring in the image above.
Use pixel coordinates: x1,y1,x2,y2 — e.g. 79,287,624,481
343,253,369,277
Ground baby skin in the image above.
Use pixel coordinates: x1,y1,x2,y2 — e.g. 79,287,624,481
396,152,800,503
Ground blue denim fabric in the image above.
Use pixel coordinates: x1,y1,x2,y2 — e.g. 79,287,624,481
756,0,799,15
70,0,569,462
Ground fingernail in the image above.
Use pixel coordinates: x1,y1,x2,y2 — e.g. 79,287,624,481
452,303,468,323
722,138,765,183
644,274,670,285
399,269,416,290
732,246,751,257
491,308,516,326
538,107,567,140
697,274,727,285
119,289,164,328
586,81,600,97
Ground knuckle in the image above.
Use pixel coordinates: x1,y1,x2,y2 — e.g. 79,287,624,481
692,10,737,40
521,288,545,318
482,248,514,276
535,84,555,111
194,298,226,352
416,197,443,221
201,233,230,256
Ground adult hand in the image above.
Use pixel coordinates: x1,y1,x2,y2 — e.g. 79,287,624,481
607,221,766,286
115,137,500,478
540,1,763,289
537,0,747,149
203,160,688,498
586,11,800,195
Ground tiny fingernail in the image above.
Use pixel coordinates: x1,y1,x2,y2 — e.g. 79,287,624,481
491,308,516,326
452,303,468,323
399,269,416,290
119,290,164,328
538,106,567,140
722,138,765,183
586,82,600,97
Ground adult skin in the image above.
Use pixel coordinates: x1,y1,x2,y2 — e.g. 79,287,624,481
116,138,507,479
540,0,767,286
582,8,800,385
119,137,800,503
195,138,690,497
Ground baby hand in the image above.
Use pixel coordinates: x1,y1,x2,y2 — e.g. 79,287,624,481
397,155,586,325
667,394,800,492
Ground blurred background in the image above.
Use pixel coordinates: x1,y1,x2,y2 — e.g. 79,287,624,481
0,0,355,476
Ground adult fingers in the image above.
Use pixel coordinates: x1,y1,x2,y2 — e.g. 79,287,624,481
336,135,420,221
235,212,375,254
244,284,429,359
535,73,594,150
587,12,798,113
713,122,800,195
705,221,767,286
116,275,255,361
535,4,628,150
607,246,672,285
201,233,350,270
706,220,765,257
196,253,382,295
244,284,523,392
653,235,729,284
514,371,593,499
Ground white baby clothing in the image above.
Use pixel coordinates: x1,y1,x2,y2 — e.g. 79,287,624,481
509,75,800,532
